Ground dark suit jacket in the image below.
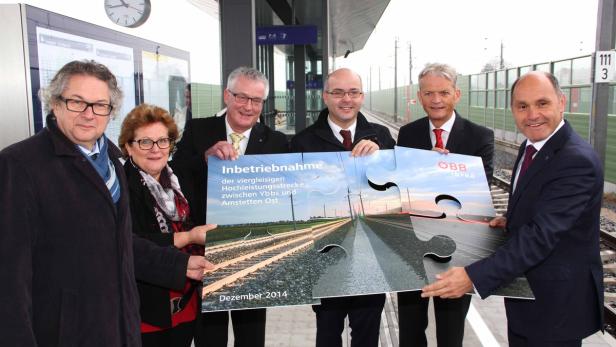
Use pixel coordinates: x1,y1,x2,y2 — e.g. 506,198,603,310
466,121,604,340
397,111,494,180
290,108,396,152
0,114,187,347
171,114,288,225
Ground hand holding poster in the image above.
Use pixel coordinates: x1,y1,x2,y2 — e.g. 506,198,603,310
202,147,533,312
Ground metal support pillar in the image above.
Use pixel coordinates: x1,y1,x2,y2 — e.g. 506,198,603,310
294,44,307,131
220,0,255,88
591,0,616,165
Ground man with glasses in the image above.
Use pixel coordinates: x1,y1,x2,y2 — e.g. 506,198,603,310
290,68,395,347
172,66,288,347
0,60,212,346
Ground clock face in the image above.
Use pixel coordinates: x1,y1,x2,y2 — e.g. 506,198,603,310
104,0,151,28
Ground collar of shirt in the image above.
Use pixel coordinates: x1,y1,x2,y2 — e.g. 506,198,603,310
327,114,357,143
225,116,252,155
513,118,565,191
77,137,102,157
428,112,456,148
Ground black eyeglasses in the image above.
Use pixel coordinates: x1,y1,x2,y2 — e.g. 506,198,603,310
229,91,265,106
58,96,113,116
130,138,174,150
325,89,363,99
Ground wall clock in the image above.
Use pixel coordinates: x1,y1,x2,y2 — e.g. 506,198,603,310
104,0,151,28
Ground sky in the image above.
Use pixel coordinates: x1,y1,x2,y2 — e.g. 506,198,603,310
337,0,599,89
1,0,599,88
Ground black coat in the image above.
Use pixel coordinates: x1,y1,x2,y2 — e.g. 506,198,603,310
171,114,289,225
397,111,494,180
0,114,188,347
125,161,194,329
290,109,395,152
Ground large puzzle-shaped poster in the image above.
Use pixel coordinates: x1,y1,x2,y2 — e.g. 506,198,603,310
203,147,533,312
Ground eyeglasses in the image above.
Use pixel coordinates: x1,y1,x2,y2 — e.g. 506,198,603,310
325,89,363,99
130,137,174,150
58,96,113,116
229,91,264,106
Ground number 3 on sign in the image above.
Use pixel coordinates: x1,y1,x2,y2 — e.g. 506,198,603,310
595,51,616,83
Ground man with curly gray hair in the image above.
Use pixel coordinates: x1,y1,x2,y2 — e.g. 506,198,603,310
0,60,212,346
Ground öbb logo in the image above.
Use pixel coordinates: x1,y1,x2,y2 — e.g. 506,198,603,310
438,161,467,172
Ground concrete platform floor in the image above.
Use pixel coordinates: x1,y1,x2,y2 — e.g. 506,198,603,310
250,293,616,347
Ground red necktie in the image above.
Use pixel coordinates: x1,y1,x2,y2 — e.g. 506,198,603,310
433,128,444,149
340,130,352,150
518,145,537,178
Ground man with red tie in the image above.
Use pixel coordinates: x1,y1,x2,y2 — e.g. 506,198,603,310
290,68,395,347
396,63,494,347
422,71,604,346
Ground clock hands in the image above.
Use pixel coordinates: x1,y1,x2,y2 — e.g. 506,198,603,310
106,1,143,14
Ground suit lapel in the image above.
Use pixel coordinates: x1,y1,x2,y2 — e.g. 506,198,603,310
508,122,571,214
446,112,465,152
246,123,266,154
211,115,228,144
418,118,433,150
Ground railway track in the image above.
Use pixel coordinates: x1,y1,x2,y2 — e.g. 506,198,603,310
202,219,350,299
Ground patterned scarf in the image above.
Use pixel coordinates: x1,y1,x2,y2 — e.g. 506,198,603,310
131,159,203,255
83,136,120,203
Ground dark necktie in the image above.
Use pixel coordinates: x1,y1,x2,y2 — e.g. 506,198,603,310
340,130,352,150
433,128,444,149
518,145,537,178
90,153,98,160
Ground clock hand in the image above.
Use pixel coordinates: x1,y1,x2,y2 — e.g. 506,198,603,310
119,0,129,7
106,4,127,9
127,5,143,13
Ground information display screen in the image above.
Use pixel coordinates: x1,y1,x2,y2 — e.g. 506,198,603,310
36,27,136,144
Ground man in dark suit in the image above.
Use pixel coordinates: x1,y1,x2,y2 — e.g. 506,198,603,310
0,60,211,346
422,71,604,346
172,66,288,347
291,68,395,347
396,63,494,347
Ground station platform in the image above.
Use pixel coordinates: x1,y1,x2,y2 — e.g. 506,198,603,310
228,293,616,346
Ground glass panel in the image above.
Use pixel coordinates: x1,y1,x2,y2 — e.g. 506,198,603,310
572,56,591,85
507,69,518,88
519,66,532,75
568,87,591,113
487,91,494,107
553,61,571,85
477,91,485,107
562,88,571,112
487,72,495,90
496,91,506,109
535,63,550,72
471,75,478,90
477,74,486,90
496,70,506,89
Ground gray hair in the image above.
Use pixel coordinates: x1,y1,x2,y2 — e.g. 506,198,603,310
226,66,270,99
418,63,458,88
510,71,563,103
39,60,123,117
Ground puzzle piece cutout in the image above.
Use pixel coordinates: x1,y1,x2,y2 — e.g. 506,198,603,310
306,149,458,299
366,146,533,298
367,146,495,220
